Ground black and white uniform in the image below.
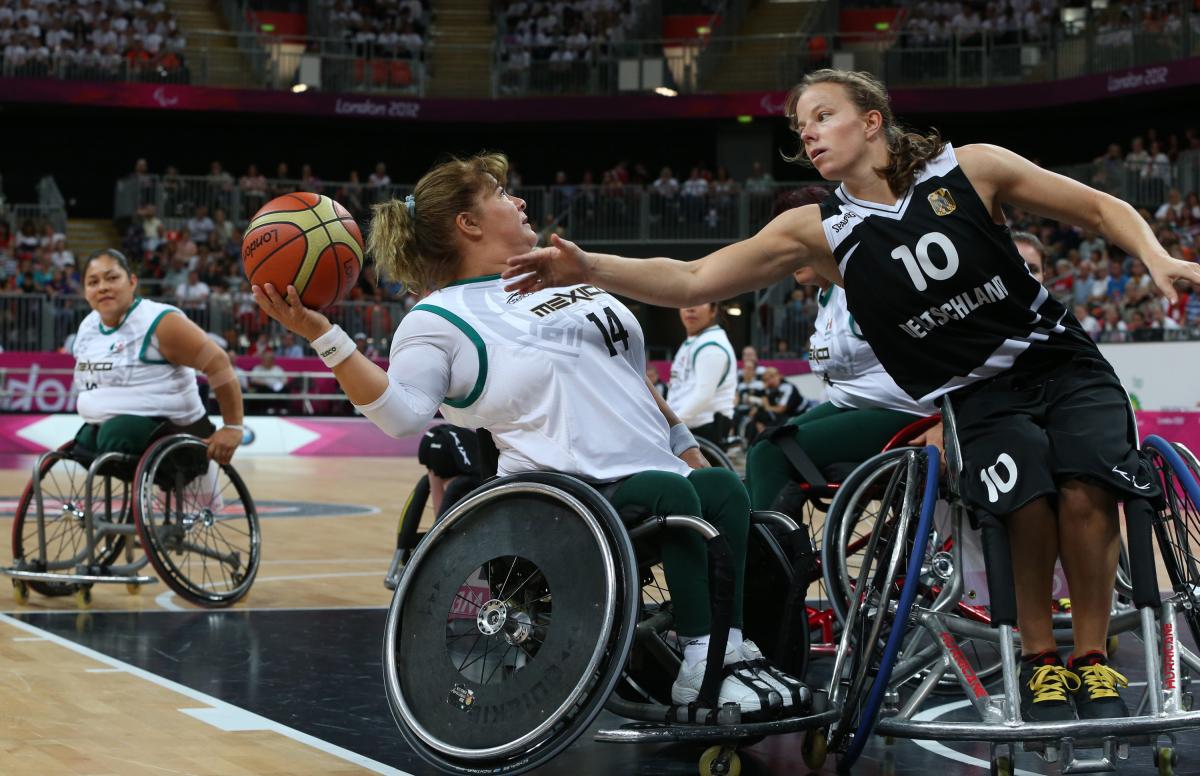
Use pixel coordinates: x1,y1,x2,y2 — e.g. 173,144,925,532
820,143,1153,515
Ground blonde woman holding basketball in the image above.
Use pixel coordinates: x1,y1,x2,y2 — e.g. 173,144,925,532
252,153,805,713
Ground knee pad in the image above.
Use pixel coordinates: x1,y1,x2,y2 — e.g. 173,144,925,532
418,425,481,479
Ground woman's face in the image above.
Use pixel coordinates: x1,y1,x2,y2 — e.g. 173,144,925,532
83,255,138,318
792,82,876,181
679,304,717,336
472,180,537,253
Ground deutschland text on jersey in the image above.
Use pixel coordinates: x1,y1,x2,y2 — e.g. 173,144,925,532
818,144,1100,404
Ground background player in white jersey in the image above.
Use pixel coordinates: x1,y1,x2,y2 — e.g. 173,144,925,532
252,153,803,713
504,69,1200,722
667,302,737,445
73,249,244,464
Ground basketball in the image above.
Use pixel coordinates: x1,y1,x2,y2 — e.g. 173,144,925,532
242,192,365,309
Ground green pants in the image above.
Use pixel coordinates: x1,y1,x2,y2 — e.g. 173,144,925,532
609,467,749,638
744,402,919,511
74,415,215,457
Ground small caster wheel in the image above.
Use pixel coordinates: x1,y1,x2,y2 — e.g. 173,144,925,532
802,727,828,770
1107,633,1120,657
699,745,741,776
74,585,92,609
13,580,29,605
125,582,141,595
1154,747,1177,776
990,755,1013,776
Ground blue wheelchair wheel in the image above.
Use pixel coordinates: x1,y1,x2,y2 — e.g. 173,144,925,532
1144,436,1200,647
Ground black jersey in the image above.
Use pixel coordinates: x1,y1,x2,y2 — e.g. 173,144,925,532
818,144,1100,404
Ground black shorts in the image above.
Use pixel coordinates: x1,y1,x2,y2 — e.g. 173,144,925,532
949,358,1158,516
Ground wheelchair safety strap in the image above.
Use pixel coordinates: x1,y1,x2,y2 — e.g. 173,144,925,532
1123,497,1164,611
770,427,829,490
698,534,735,711
775,528,817,676
396,474,430,551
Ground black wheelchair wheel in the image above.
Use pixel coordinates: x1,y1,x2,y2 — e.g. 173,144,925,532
696,436,736,472
383,472,639,775
11,442,132,597
133,436,260,607
1145,438,1200,647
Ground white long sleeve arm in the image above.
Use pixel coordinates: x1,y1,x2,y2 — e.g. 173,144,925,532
352,311,480,438
671,346,730,426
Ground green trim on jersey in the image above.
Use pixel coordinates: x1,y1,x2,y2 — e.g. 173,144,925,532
818,286,834,307
411,303,488,408
98,297,143,335
691,341,733,386
444,273,501,288
138,308,177,364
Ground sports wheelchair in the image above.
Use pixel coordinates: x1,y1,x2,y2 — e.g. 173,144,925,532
4,428,260,608
382,467,835,775
819,399,1200,774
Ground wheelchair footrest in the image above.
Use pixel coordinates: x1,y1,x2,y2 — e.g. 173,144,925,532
594,707,839,744
0,568,157,585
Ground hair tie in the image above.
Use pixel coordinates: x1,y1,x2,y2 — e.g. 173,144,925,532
404,194,416,217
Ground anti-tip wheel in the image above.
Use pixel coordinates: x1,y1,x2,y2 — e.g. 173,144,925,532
699,745,741,776
802,727,828,770
1155,747,1177,776
125,582,142,595
990,755,1013,776
13,580,29,605
74,585,92,609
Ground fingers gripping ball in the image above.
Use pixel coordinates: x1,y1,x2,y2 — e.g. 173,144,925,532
242,193,364,309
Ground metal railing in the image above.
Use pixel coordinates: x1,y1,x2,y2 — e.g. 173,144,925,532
7,177,68,236
0,293,411,353
1054,150,1200,209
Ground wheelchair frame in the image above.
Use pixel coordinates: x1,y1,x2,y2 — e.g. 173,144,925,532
824,399,1200,774
4,434,261,608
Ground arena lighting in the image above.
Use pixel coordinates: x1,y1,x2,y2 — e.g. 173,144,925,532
291,83,309,93
737,115,753,124
725,304,743,316
654,87,678,97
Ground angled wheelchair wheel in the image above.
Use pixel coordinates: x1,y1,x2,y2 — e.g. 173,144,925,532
696,436,736,472
383,472,639,775
10,441,132,597
1144,437,1200,646
825,446,936,767
133,435,260,607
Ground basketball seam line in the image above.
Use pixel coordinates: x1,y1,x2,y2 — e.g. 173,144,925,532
245,216,357,280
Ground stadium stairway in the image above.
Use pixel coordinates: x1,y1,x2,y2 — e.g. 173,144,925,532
425,0,495,98
168,0,258,88
67,219,121,259
705,0,827,93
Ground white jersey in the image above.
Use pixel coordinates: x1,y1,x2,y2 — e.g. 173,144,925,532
392,274,689,481
667,325,737,428
73,297,206,425
808,286,932,416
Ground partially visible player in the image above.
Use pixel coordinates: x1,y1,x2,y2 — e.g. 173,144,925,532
667,302,737,445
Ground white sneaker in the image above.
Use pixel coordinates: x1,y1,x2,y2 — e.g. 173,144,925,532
671,644,782,712
736,640,810,710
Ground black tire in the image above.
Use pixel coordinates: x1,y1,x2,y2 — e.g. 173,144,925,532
133,435,259,606
696,436,736,472
383,472,639,775
10,442,132,596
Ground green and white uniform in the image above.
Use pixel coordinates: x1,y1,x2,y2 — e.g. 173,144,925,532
667,325,737,429
73,297,206,425
359,274,689,481
809,286,931,416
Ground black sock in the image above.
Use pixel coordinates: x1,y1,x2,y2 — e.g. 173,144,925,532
1022,649,1062,667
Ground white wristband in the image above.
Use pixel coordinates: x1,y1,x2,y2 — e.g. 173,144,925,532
669,423,698,456
311,324,356,368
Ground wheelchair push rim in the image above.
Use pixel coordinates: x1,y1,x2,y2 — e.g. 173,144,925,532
383,476,639,774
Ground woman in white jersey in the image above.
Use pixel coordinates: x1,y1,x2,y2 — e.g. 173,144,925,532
667,303,737,445
504,70,1200,722
252,153,802,714
73,249,244,464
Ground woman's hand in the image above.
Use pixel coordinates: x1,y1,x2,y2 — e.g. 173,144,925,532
1147,256,1200,303
680,447,709,470
909,421,945,466
502,233,593,293
205,426,242,465
252,283,332,341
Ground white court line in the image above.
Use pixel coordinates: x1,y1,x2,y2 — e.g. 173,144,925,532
910,698,1046,775
13,636,47,641
155,571,387,611
86,668,124,673
0,612,414,776
259,559,392,565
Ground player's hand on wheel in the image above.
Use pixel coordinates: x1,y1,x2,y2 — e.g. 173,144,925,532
252,283,332,342
1149,256,1200,304
205,426,242,465
502,233,592,293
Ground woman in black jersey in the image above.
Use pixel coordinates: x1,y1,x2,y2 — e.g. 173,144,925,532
505,69,1200,724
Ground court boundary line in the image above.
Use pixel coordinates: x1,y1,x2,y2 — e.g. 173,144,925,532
2,604,390,616
0,612,414,776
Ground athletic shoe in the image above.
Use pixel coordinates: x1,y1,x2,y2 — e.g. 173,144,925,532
672,644,782,712
1019,651,1079,723
734,640,811,711
1070,652,1130,720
